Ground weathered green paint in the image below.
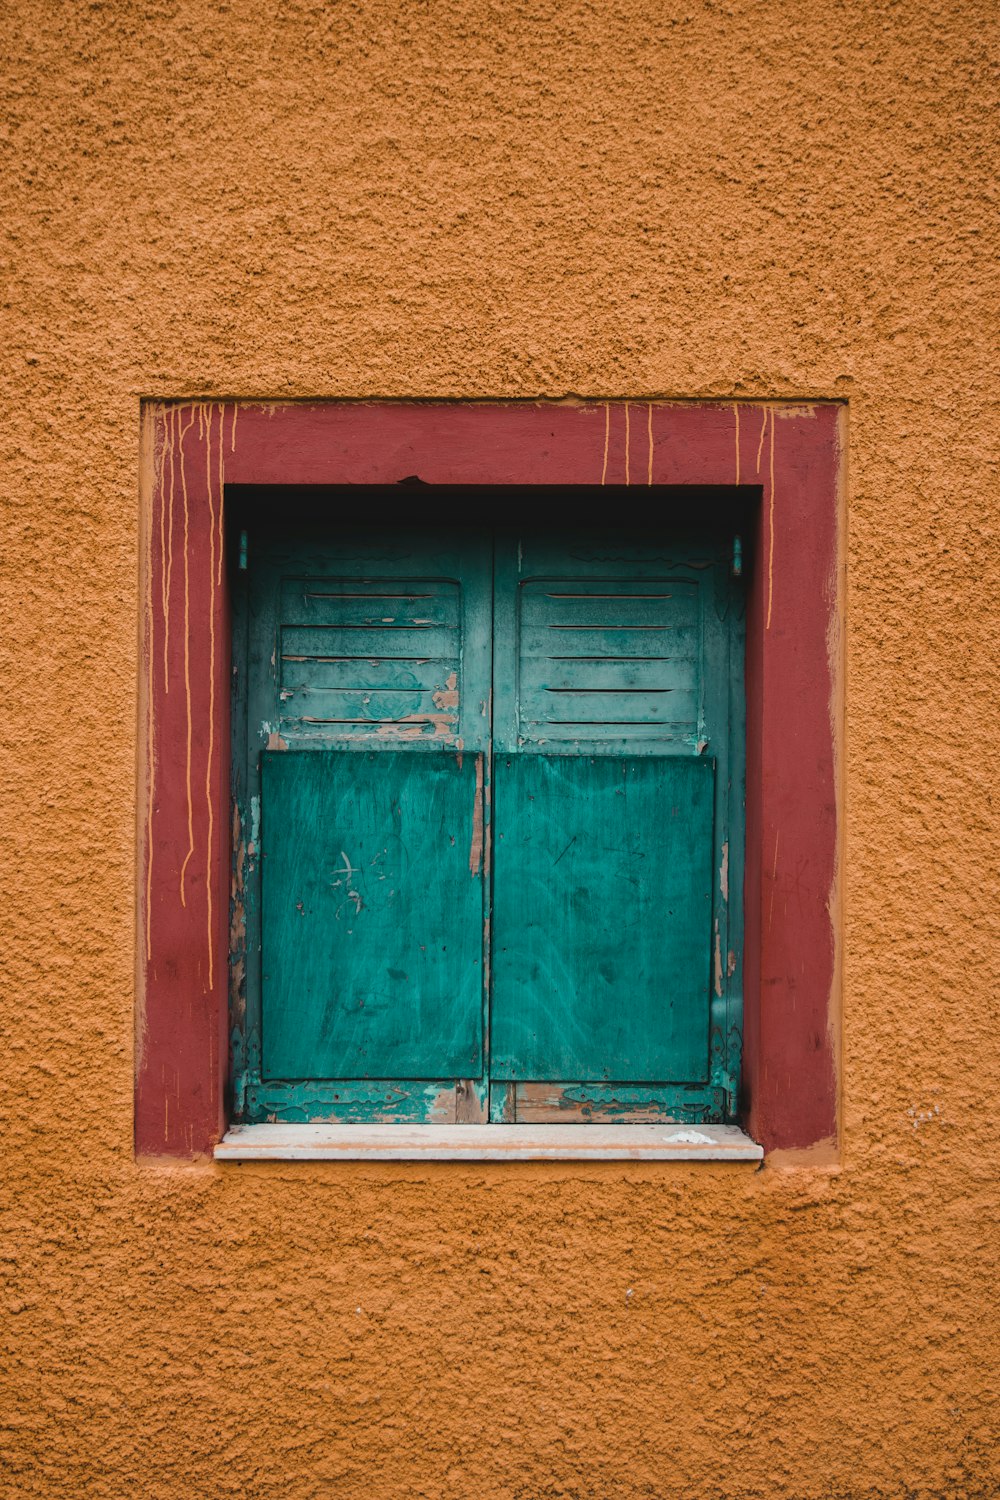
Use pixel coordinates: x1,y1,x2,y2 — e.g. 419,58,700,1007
489,528,744,1117
230,511,744,1125
232,518,492,1123
261,749,484,1081
491,753,715,1082
249,527,493,756
514,578,701,746
245,1080,468,1125
513,1081,728,1123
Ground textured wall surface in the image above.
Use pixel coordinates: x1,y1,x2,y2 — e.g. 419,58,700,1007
2,1,998,1496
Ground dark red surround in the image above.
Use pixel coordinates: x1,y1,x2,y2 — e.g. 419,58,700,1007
137,400,843,1157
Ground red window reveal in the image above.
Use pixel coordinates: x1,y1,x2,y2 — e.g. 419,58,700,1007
137,401,843,1160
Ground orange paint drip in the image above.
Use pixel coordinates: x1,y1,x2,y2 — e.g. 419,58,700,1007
601,402,609,484
216,400,225,589
756,406,768,473
153,412,167,695
766,408,775,629
145,420,156,965
178,406,196,907
153,406,166,508
204,404,217,989
145,704,154,956
647,403,653,485
162,408,176,693
624,402,630,485
733,402,740,485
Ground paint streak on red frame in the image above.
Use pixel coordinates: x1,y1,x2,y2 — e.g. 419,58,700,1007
136,400,844,1158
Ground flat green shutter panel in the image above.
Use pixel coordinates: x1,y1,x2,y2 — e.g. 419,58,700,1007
261,748,484,1081
490,753,715,1083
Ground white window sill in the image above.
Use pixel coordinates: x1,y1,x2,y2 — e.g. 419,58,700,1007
215,1122,762,1162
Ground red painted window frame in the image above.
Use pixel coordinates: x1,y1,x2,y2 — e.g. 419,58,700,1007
137,400,844,1158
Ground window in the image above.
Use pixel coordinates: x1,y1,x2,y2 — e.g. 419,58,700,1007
229,496,745,1127
136,401,841,1160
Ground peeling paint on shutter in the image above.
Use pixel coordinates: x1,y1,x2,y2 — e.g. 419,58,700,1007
232,514,743,1126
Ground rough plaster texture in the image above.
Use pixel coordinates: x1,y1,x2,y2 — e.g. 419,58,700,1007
1,1,998,1496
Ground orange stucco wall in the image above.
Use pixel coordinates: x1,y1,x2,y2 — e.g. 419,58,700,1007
2,2,998,1496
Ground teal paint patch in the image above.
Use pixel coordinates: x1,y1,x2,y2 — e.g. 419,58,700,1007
261,749,484,1081
490,754,715,1083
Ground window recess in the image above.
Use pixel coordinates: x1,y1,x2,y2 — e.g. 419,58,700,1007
229,495,745,1129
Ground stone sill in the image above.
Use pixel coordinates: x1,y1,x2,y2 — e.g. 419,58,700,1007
215,1122,762,1162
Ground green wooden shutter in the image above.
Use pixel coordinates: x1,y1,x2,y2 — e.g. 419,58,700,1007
231,512,743,1127
490,532,742,1122
234,520,492,1123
